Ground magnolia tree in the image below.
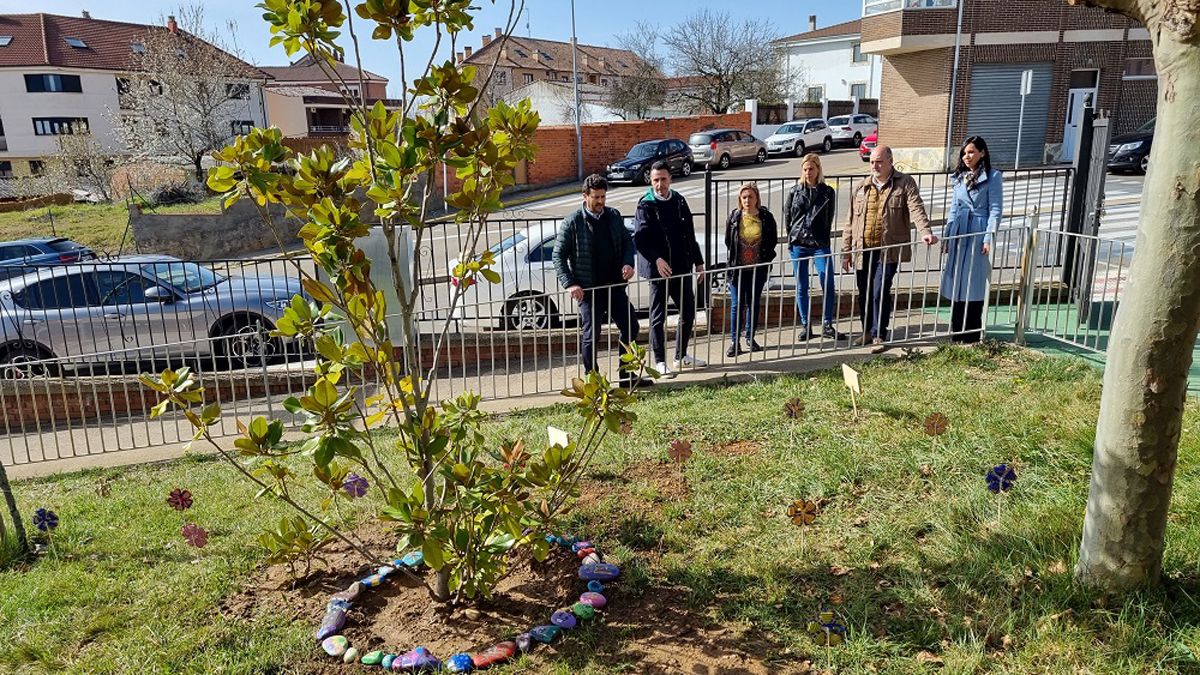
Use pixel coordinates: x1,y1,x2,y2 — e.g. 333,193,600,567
1069,0,1200,591
143,0,648,603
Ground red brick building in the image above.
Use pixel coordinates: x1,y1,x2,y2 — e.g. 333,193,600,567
861,0,1156,170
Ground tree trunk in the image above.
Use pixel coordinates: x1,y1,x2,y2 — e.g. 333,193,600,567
193,155,205,185
1075,6,1200,590
0,463,28,557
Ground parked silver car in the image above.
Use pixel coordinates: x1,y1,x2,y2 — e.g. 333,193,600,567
688,129,768,170
0,255,306,376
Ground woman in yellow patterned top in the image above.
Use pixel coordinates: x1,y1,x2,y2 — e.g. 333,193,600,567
723,182,778,356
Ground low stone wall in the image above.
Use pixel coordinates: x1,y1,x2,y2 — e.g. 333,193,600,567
130,199,306,260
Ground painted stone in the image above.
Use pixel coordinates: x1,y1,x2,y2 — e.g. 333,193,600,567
315,609,346,641
530,625,562,643
396,646,440,671
332,581,363,603
572,602,596,621
571,540,593,553
579,591,608,609
381,654,396,670
321,635,349,657
471,641,517,668
576,547,596,559
327,598,352,612
360,573,388,588
582,552,603,566
401,551,425,567
377,565,396,577
551,609,578,629
361,650,385,666
578,563,620,582
587,580,605,593
343,647,360,664
545,534,557,544
446,653,475,672
514,633,534,653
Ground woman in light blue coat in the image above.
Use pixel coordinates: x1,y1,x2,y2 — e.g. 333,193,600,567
940,135,1002,343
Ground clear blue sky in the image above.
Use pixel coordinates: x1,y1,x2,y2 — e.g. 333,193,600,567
15,1,859,96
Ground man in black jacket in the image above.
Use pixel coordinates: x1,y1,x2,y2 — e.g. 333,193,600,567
553,174,646,386
634,161,706,379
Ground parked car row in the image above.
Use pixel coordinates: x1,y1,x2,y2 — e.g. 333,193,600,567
0,237,96,280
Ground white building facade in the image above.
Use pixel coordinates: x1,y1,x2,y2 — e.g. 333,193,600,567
776,18,883,104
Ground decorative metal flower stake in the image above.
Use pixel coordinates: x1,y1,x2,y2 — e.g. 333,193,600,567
181,523,209,549
787,499,818,526
343,474,369,499
32,508,58,532
167,488,193,511
668,439,693,463
985,463,1018,520
783,398,805,419
807,609,847,666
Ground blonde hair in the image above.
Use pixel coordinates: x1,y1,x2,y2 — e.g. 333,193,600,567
800,153,825,185
737,182,761,211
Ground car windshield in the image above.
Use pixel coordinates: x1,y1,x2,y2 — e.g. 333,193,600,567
627,142,659,159
829,116,849,125
776,124,802,135
46,239,85,253
488,233,527,255
141,261,224,293
1137,118,1155,134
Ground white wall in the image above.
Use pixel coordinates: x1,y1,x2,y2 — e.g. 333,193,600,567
0,66,267,171
264,91,310,137
780,36,883,103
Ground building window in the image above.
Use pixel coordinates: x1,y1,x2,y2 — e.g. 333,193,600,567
561,76,570,82
65,37,88,49
0,117,5,136
230,120,254,136
601,78,609,86
130,41,145,54
29,160,44,177
1123,58,1157,80
805,85,825,103
850,83,868,99
24,74,83,93
0,162,11,178
523,73,534,84
33,117,89,136
226,83,250,99
864,0,955,16
496,70,507,85
851,42,867,63
0,36,13,47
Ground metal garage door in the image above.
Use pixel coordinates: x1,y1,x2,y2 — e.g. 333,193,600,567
965,63,1053,168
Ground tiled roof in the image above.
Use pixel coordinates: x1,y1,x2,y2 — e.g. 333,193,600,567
0,13,265,77
775,19,862,44
464,35,653,77
261,53,387,85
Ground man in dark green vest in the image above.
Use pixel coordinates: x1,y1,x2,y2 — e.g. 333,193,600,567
553,174,648,387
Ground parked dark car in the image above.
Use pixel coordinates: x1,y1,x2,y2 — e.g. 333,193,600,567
0,237,96,280
1108,118,1154,174
605,139,693,185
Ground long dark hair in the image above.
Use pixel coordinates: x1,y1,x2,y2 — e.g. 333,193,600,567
954,135,993,178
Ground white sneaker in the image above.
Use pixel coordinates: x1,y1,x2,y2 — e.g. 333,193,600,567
673,354,707,369
654,361,676,379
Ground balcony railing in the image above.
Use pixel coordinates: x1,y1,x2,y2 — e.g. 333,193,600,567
864,0,956,16
308,125,351,134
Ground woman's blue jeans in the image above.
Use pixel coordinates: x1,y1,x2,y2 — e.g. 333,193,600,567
790,245,836,327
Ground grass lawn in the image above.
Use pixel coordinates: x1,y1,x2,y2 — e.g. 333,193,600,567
0,198,224,254
3,345,1200,673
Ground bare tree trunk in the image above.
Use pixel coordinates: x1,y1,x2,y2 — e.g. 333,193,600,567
0,463,28,557
1075,0,1200,590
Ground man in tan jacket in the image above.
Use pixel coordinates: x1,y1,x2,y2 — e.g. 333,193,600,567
841,145,938,352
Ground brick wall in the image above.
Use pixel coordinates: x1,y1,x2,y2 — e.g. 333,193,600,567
878,48,953,152
436,111,752,193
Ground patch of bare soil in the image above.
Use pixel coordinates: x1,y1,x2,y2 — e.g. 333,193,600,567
623,458,691,501
710,440,762,458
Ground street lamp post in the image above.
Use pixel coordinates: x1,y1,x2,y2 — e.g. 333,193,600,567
570,0,583,181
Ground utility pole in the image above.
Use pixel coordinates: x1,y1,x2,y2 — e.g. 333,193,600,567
570,0,583,181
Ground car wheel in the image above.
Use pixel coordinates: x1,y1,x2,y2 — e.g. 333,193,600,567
755,149,767,164
794,142,806,158
718,154,731,170
214,315,280,370
853,132,862,147
641,167,652,185
681,161,693,177
861,154,870,163
504,294,556,331
1139,155,1149,174
0,343,55,380
822,137,833,153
